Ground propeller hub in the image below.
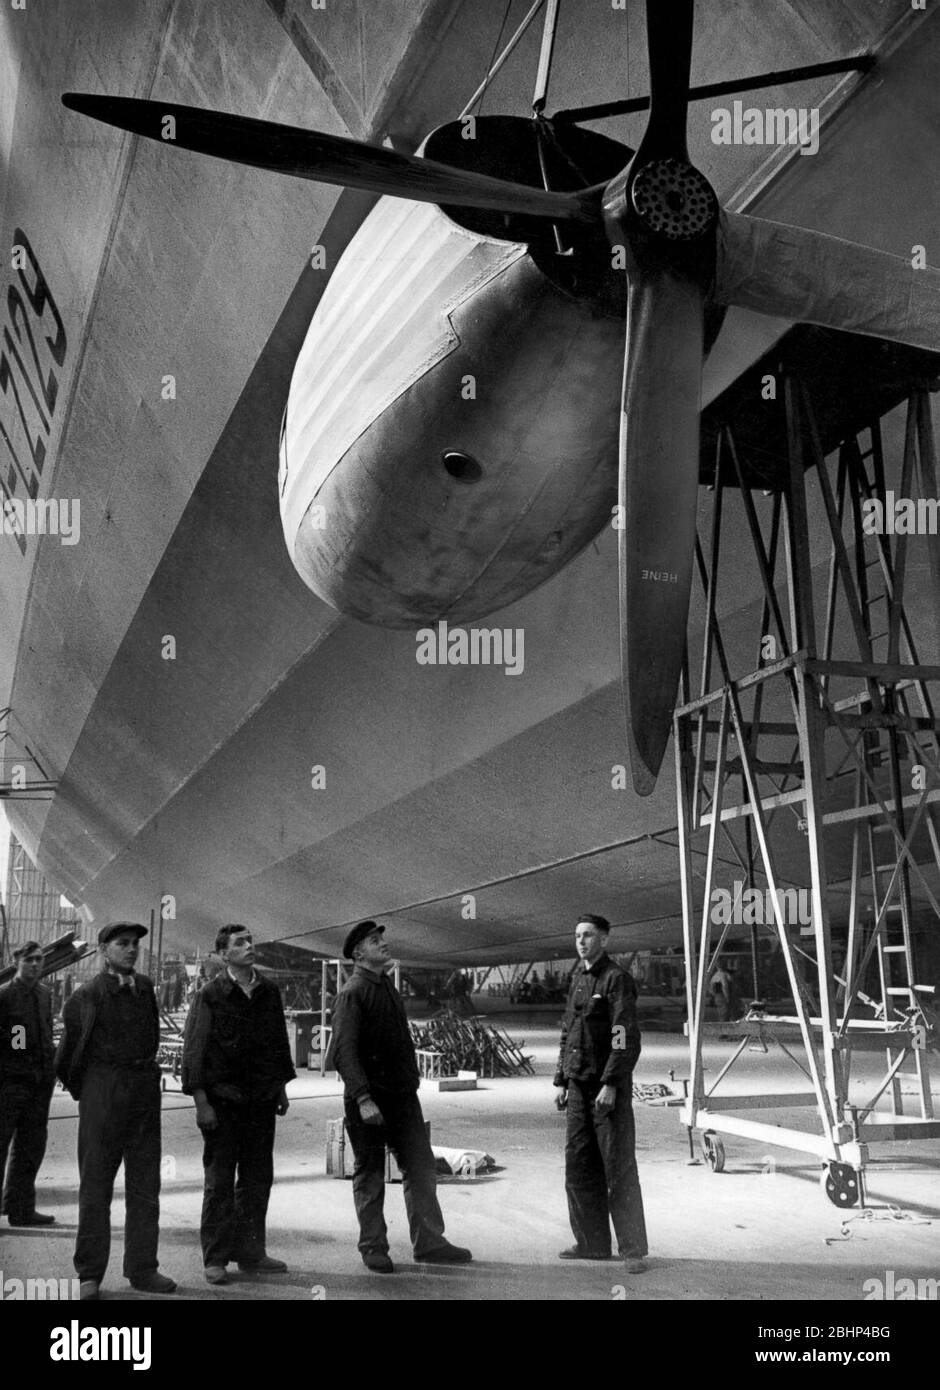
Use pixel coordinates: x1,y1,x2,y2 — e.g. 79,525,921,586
630,157,716,242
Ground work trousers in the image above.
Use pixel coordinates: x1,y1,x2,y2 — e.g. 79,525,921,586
0,1078,54,1217
565,1078,648,1259
343,1090,446,1258
200,1099,277,1267
74,1064,162,1282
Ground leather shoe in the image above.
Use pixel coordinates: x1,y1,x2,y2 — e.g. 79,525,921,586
415,1242,472,1264
204,1265,229,1285
8,1211,55,1227
79,1280,100,1301
237,1255,287,1273
558,1246,613,1261
624,1257,648,1274
128,1272,177,1294
362,1251,394,1274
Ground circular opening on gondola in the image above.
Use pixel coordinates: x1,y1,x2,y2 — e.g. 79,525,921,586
442,450,483,484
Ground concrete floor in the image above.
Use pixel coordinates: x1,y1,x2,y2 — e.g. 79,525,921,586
3,1024,938,1302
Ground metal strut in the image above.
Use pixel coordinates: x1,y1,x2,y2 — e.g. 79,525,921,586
677,368,940,1207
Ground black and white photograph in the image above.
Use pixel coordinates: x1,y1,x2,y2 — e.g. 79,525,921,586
0,0,938,1347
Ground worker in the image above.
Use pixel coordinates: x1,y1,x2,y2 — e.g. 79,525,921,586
709,961,737,1023
55,922,176,1300
553,913,648,1272
0,941,56,1227
328,921,472,1274
182,924,295,1285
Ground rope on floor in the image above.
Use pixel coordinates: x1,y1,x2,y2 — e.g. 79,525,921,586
824,1204,932,1243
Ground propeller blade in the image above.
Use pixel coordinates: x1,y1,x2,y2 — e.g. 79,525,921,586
638,0,695,160
715,211,940,354
62,93,599,225
619,269,705,795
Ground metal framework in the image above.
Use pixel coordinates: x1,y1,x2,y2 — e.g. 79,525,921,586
1,832,62,965
677,369,940,1207
0,707,57,801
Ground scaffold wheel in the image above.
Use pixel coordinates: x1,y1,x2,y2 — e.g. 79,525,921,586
822,1161,860,1207
702,1131,726,1172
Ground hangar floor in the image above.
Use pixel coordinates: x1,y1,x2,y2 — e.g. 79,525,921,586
6,1024,938,1302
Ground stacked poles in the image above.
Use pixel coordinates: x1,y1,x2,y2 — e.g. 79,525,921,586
410,1010,535,1077
0,929,89,987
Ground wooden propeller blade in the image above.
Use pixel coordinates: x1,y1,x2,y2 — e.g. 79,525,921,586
619,269,705,795
62,94,599,225
637,0,695,161
715,211,940,354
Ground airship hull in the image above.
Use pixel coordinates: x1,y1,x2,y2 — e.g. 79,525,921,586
280,196,627,627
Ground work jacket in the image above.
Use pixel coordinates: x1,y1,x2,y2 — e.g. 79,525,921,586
181,971,295,1105
328,965,419,1102
0,977,55,1086
55,971,159,1100
553,953,641,1089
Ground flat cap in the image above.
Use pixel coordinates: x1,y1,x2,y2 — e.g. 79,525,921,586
343,920,383,960
97,921,148,946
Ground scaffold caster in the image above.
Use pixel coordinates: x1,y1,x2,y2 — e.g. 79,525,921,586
821,1161,860,1208
702,1131,725,1172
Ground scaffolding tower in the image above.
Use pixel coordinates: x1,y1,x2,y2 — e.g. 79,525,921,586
1,832,63,965
678,329,940,1207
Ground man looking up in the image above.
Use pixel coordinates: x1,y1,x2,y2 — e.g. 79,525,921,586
182,924,295,1285
329,921,472,1274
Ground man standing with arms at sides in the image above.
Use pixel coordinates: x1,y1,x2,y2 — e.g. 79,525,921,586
55,923,176,1300
0,941,56,1228
329,921,472,1274
554,914,648,1273
182,924,295,1285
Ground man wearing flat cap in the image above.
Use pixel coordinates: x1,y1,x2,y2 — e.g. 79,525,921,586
55,922,176,1300
0,941,56,1226
329,921,472,1273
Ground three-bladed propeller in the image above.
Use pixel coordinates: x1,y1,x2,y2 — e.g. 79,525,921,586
63,3,938,794
60,93,598,224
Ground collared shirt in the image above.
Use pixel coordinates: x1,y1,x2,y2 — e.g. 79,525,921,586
227,966,260,998
328,964,419,1102
553,952,641,1088
105,965,137,993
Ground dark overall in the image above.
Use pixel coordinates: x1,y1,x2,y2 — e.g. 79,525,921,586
0,978,55,1220
555,955,649,1260
56,974,163,1282
181,972,295,1267
331,967,447,1258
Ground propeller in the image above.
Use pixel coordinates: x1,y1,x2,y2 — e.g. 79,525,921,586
60,94,598,225
63,12,940,796
603,0,717,794
715,210,940,354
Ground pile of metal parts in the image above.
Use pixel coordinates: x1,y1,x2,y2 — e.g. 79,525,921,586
410,1011,535,1078
0,928,88,987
